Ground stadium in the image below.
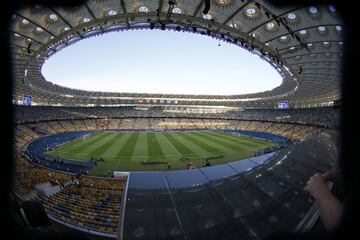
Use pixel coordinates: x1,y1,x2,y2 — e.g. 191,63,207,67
5,0,350,239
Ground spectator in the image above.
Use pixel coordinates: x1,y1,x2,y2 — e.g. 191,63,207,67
186,162,194,170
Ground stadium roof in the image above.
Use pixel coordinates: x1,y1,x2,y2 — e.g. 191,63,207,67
10,0,343,108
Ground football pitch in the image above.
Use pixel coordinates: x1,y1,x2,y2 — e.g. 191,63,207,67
47,131,275,176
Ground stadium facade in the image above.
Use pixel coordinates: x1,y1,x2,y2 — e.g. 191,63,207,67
11,0,342,108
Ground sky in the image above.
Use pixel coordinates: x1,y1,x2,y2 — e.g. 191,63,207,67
41,29,282,95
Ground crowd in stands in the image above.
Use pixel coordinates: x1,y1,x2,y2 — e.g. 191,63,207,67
14,117,320,144
14,116,323,148
14,105,339,129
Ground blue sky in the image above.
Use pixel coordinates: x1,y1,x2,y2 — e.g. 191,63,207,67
42,29,282,95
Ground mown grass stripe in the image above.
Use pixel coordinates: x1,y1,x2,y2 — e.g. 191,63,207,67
195,131,251,150
130,133,148,161
156,133,181,156
170,132,208,154
186,131,238,152
49,132,108,155
208,131,249,141
115,132,140,158
103,132,131,158
95,132,124,157
65,132,112,153
88,132,123,157
88,133,129,175
177,132,224,154
162,132,196,156
147,132,165,161
208,131,273,148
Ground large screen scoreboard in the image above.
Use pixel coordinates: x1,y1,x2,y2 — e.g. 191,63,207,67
278,100,289,109
23,95,32,105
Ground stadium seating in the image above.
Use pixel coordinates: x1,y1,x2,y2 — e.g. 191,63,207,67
43,177,125,234
14,105,339,129
14,156,71,195
13,154,125,235
12,105,339,238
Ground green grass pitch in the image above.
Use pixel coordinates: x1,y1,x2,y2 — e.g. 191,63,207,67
47,131,276,176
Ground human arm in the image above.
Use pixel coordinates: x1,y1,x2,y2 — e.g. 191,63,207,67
304,173,344,231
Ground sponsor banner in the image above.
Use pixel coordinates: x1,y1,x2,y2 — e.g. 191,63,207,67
113,171,129,178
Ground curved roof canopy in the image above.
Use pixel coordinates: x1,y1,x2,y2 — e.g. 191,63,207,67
10,0,343,108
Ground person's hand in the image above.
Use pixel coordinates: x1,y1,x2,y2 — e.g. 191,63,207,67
304,173,332,201
321,169,340,182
